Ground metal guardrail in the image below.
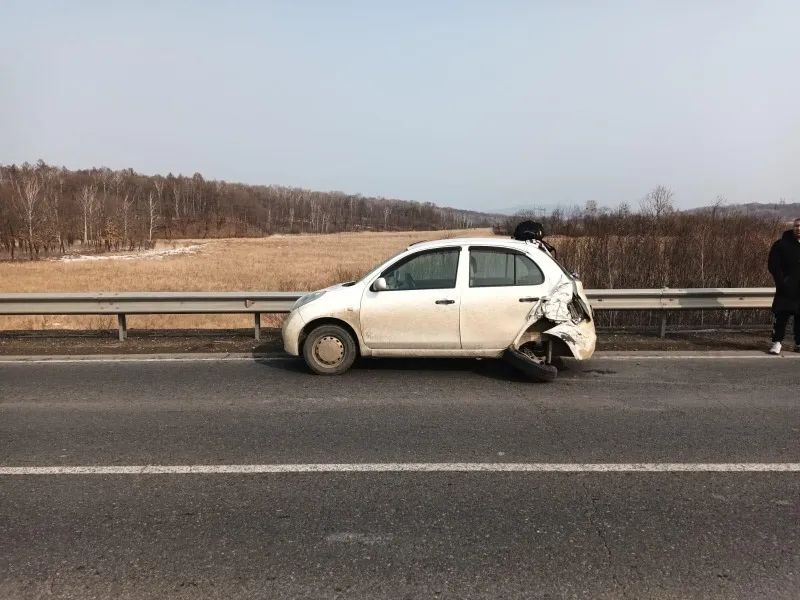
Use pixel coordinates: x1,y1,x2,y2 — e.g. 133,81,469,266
0,292,301,341
584,287,774,310
0,288,776,341
584,288,774,337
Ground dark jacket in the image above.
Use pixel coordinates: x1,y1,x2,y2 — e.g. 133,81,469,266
768,229,800,312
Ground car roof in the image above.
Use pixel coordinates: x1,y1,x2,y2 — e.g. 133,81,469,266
407,237,545,252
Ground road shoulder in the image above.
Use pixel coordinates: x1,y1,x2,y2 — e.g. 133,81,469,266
0,327,777,356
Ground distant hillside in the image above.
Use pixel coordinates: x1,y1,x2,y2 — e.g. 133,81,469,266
685,202,800,222
0,161,504,258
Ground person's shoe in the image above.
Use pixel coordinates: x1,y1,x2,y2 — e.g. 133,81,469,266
770,341,782,355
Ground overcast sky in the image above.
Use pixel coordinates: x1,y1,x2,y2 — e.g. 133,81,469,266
2,0,798,212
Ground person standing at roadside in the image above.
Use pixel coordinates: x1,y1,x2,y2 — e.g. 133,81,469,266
768,218,800,354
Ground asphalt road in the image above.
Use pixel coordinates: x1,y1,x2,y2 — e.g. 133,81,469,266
1,354,799,599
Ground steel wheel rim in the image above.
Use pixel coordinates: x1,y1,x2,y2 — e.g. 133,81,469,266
314,335,345,366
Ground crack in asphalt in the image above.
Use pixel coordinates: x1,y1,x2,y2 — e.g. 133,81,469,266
533,400,630,598
588,494,629,599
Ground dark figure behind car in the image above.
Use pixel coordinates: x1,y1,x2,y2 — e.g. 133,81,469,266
767,218,800,354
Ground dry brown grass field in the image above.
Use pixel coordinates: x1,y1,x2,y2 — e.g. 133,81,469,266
0,225,777,333
0,228,495,331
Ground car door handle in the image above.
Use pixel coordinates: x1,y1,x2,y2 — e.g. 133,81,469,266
519,297,539,303
435,299,456,305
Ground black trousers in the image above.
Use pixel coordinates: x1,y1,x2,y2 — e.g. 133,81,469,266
771,310,800,344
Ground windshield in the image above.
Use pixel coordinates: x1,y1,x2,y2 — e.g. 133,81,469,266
357,248,409,283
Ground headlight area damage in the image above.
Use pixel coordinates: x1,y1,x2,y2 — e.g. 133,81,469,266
503,277,596,382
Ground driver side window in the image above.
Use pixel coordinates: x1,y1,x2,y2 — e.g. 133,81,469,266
381,248,460,290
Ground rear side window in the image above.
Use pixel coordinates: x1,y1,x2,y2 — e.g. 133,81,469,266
469,248,545,288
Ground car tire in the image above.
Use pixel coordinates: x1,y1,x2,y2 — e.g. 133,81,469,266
302,324,358,376
503,347,558,382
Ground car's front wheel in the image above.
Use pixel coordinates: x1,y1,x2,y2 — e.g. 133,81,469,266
302,324,358,375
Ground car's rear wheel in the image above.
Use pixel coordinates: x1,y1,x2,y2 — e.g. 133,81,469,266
302,324,357,375
503,345,558,382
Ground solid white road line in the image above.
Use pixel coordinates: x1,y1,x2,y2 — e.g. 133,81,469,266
594,354,797,360
0,355,289,364
1,463,799,475
0,352,794,364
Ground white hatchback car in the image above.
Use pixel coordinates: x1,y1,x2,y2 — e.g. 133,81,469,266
281,237,596,381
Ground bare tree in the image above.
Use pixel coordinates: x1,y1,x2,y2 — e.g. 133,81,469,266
152,177,166,237
383,205,391,230
640,185,675,220
12,167,43,259
43,169,67,254
710,194,727,219
309,198,320,233
93,169,113,239
78,184,97,245
120,192,134,243
172,180,181,223
153,178,165,204
96,167,112,205
0,170,14,259
147,191,158,242
112,171,124,194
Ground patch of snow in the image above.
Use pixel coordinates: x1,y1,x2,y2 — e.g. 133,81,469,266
56,244,208,263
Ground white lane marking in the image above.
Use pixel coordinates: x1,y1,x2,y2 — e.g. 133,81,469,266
594,355,798,360
0,352,793,364
0,356,290,364
325,533,393,545
1,463,799,475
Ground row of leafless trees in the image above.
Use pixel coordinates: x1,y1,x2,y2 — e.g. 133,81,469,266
0,160,498,259
496,186,790,329
493,185,741,238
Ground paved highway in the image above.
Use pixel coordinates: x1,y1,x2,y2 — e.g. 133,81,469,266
1,353,799,599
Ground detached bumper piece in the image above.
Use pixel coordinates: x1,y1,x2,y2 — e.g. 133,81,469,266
503,346,558,382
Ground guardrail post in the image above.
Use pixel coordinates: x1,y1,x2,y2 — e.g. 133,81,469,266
117,314,127,341
254,312,261,341
659,312,667,339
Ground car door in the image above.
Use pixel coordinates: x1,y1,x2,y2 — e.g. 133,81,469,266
459,246,549,350
360,247,463,350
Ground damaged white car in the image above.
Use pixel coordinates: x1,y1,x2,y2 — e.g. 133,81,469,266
281,236,596,381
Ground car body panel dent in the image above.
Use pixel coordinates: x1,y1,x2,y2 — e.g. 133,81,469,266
511,276,596,361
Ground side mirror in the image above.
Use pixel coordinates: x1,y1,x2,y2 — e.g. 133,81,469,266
372,277,388,292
